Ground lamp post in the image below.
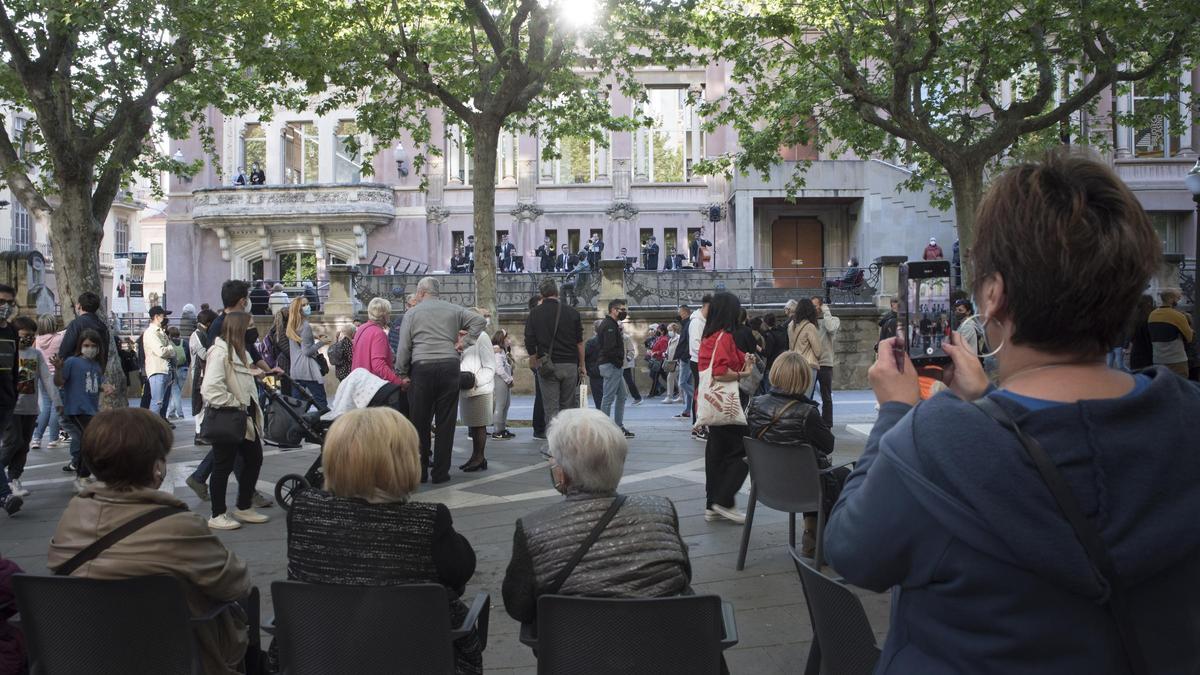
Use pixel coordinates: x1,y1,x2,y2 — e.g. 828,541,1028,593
1184,159,1200,334
395,143,409,181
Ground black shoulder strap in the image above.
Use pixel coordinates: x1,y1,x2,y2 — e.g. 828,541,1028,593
755,400,799,440
55,505,187,577
546,495,628,596
972,397,1148,675
548,300,563,357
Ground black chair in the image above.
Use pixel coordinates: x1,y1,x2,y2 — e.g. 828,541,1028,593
738,437,849,570
792,548,881,675
270,581,489,675
13,574,256,675
519,594,738,675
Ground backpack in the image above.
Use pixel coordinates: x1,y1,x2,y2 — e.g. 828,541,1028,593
257,329,278,369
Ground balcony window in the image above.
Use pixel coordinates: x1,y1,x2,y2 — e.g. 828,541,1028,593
334,120,362,184
1150,213,1185,254
1131,82,1183,158
149,243,164,271
278,251,318,284
282,122,320,184
546,137,596,184
242,123,266,175
637,87,703,183
114,217,129,255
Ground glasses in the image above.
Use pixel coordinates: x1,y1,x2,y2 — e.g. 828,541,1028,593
0,298,14,306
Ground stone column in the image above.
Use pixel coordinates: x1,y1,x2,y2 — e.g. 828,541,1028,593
1184,66,1200,158
874,255,909,308
324,264,356,318
688,86,703,182
734,195,753,268
634,127,649,182
1114,87,1132,159
264,120,283,184
500,133,517,186
595,135,610,183
596,260,627,313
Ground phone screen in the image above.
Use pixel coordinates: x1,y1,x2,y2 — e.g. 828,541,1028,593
899,260,955,365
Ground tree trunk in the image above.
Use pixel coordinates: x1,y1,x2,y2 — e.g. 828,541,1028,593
470,121,501,319
50,186,128,407
949,164,986,292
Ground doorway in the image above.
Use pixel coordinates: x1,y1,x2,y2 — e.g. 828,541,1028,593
771,217,824,288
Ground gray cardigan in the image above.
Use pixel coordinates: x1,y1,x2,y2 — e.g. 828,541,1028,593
288,322,323,381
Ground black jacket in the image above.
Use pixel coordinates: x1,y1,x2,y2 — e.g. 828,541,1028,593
59,312,112,368
745,390,835,461
249,288,271,316
673,316,692,362
585,336,602,379
598,316,623,368
524,298,583,364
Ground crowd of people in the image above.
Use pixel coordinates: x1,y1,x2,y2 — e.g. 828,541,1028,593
1,152,1199,673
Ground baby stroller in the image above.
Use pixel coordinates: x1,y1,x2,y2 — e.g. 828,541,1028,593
272,369,408,511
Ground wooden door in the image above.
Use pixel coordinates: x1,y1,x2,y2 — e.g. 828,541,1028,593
771,218,824,288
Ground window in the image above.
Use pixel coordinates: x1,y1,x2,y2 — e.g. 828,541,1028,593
278,251,317,284
542,230,558,250
149,243,164,271
242,123,266,176
114,217,129,255
639,88,701,182
1150,213,1185,253
663,229,679,259
550,137,596,184
1131,83,1183,158
249,257,264,282
567,229,581,255
282,122,320,184
335,120,362,184
11,201,30,251
447,124,471,184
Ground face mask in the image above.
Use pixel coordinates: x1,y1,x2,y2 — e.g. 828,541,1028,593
617,310,628,321
19,336,33,348
0,305,13,321
302,305,312,316
82,346,99,360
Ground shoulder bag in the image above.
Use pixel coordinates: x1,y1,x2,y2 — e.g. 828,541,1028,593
199,354,249,444
545,495,628,596
55,505,187,576
696,332,747,427
973,397,1148,675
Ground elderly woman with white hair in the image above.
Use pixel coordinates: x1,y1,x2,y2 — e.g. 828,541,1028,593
351,297,408,390
501,408,692,625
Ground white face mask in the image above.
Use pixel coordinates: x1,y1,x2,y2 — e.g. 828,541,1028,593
82,346,99,360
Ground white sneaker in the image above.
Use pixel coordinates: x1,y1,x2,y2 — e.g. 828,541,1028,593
704,508,720,522
208,513,242,530
45,440,60,449
73,477,89,495
28,440,40,450
232,508,269,524
9,479,29,497
712,504,746,525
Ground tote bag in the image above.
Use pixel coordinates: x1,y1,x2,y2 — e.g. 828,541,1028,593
696,332,747,427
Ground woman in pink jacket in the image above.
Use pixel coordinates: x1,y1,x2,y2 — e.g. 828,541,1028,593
352,298,406,387
32,314,65,449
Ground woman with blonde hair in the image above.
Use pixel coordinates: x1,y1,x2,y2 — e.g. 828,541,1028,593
282,407,481,673
32,313,65,449
286,295,330,411
745,351,838,557
458,308,494,471
200,311,268,530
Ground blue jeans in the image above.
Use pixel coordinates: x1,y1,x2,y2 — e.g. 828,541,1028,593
33,386,62,443
599,363,626,428
167,367,186,417
148,373,169,419
60,413,92,478
677,361,694,415
294,379,328,412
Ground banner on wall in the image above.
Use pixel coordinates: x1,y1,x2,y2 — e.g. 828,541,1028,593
112,252,148,315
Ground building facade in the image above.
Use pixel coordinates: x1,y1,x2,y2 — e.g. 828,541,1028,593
163,63,1199,311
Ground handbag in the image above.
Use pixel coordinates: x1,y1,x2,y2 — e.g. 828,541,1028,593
313,351,329,377
696,332,747,427
459,371,477,390
199,355,250,444
738,358,765,398
664,359,678,373
973,397,1149,675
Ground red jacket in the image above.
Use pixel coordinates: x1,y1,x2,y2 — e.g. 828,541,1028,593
923,244,944,260
650,335,669,359
351,321,402,385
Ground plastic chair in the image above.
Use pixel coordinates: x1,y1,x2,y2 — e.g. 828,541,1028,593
13,574,253,675
738,437,846,570
518,594,738,675
792,548,881,675
270,581,490,675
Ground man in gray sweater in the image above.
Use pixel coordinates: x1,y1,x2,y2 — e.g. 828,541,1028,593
395,276,487,484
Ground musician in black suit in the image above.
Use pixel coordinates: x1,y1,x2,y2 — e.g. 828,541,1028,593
663,246,684,271
584,233,604,269
620,247,634,272
689,229,713,269
555,244,572,272
449,246,468,274
464,235,476,273
642,236,660,271
496,234,517,272
536,237,555,273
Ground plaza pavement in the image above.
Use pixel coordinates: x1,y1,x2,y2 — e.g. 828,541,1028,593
0,390,890,674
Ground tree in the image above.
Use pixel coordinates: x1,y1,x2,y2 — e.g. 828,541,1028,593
679,0,1200,284
0,0,280,403
277,0,671,316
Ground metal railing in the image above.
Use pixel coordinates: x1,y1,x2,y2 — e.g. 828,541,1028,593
354,265,880,311
1180,257,1196,310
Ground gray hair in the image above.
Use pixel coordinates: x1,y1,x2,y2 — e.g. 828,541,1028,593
547,408,628,494
367,297,391,324
272,283,285,292
417,276,440,296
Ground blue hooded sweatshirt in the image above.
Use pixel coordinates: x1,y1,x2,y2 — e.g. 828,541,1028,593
825,367,1200,674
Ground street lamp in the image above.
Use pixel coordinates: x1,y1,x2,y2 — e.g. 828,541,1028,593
395,143,409,180
1184,159,1200,333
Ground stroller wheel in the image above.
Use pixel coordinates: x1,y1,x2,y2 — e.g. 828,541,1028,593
275,474,309,512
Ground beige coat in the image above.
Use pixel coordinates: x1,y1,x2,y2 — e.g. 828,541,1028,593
201,338,263,442
788,320,825,368
142,324,175,377
48,486,252,674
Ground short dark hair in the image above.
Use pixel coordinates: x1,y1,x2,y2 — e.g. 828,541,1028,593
700,294,713,305
197,308,219,326
12,316,36,333
83,408,173,490
973,152,1160,358
703,292,742,338
763,313,777,328
608,298,627,312
0,283,15,299
528,295,541,310
539,279,558,298
220,280,251,310
77,292,101,313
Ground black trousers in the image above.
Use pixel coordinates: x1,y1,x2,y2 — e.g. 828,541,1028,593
531,368,546,435
589,376,603,410
408,359,461,480
622,369,642,402
690,362,700,419
705,424,749,509
814,366,834,427
210,434,263,517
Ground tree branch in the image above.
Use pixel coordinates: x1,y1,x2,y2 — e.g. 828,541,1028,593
464,0,507,59
0,121,52,219
383,50,475,123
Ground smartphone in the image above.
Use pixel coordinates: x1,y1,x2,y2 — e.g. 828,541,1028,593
898,260,955,367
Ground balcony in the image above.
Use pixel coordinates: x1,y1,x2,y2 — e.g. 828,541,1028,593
1113,157,1198,191
191,183,397,228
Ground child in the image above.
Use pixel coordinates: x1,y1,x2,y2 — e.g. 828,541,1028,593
51,329,112,493
327,325,356,381
0,316,59,497
166,326,188,419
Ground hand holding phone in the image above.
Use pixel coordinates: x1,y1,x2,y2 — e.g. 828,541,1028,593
870,337,920,406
